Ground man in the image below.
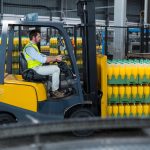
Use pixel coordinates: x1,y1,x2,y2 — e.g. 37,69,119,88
23,29,64,98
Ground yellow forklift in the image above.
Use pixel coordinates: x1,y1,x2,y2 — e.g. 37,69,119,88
0,0,107,128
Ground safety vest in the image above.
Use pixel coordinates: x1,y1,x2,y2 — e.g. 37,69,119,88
23,42,42,69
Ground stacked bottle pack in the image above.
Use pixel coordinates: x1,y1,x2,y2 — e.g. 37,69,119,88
74,37,83,71
107,59,150,117
49,37,83,69
49,37,65,55
107,104,150,117
12,37,30,74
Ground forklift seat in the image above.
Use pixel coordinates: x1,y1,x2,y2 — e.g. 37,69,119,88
19,52,49,82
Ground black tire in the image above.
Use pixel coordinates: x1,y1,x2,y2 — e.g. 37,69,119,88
70,108,95,137
0,113,16,125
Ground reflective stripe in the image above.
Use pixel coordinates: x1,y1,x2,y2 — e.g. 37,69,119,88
23,42,42,68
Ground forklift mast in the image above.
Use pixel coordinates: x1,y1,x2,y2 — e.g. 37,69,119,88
77,0,98,102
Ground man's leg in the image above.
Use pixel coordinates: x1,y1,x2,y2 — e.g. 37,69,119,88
33,65,60,91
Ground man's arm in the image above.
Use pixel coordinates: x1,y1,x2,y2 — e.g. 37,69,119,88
25,47,47,63
26,47,62,63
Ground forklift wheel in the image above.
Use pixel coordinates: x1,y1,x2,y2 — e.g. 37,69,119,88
0,113,16,125
70,108,95,137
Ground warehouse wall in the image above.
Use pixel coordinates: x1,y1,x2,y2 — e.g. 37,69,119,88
1,0,144,23
2,0,60,17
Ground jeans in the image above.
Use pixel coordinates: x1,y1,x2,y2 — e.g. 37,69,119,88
33,65,60,91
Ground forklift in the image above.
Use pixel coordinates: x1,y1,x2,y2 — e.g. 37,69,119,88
0,0,106,129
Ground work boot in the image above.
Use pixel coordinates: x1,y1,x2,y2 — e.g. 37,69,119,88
50,90,65,99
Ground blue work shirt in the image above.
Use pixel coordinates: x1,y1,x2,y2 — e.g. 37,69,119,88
25,46,47,63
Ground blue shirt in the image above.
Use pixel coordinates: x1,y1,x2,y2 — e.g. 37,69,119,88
25,45,47,63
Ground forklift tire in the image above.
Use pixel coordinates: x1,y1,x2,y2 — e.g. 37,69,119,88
70,108,95,137
0,113,16,125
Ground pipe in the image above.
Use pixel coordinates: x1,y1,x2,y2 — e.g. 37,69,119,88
144,0,148,25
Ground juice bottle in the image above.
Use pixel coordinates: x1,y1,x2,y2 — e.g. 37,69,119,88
145,64,150,80
107,86,112,99
119,64,125,79
138,64,144,80
108,64,113,80
124,104,130,117
118,104,124,117
143,85,149,99
119,86,125,99
137,85,143,98
113,64,119,79
143,104,149,116
136,104,143,117
131,64,138,79
113,86,119,98
112,105,118,117
125,64,131,80
131,85,137,99
130,104,137,117
125,86,131,99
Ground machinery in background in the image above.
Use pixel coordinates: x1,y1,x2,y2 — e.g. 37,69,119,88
126,26,150,59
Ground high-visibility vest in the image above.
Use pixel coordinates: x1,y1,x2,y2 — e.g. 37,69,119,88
23,42,42,68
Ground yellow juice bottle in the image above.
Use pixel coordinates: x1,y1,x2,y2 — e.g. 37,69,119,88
138,64,144,79
55,37,58,45
107,105,113,117
119,86,125,99
50,38,52,45
13,63,18,69
107,86,112,99
118,104,124,117
149,104,150,116
14,38,19,46
143,104,149,116
143,85,150,99
131,85,137,99
124,104,130,117
112,105,118,117
125,86,131,99
119,64,125,79
113,86,119,98
137,104,143,117
130,104,137,117
125,64,131,79
108,64,113,80
137,85,143,98
144,64,150,80
131,64,138,79
113,64,119,79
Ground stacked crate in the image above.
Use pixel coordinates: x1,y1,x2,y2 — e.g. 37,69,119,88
12,37,30,74
75,37,83,71
49,36,83,68
107,59,150,117
12,37,19,74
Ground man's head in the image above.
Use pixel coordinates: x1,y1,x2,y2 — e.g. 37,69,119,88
29,30,41,43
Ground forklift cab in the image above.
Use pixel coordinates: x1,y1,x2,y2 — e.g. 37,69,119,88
0,20,98,125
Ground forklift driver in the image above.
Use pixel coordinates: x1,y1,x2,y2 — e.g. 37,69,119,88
23,29,65,98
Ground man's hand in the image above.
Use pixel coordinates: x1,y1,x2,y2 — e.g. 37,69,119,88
56,55,62,62
46,55,63,63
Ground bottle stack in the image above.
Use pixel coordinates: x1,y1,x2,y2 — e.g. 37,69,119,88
107,59,150,117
